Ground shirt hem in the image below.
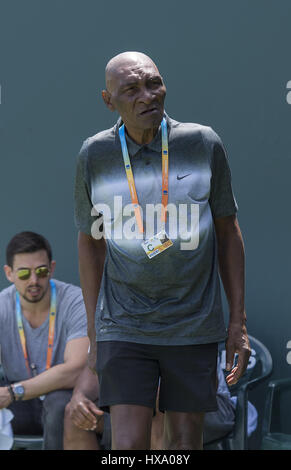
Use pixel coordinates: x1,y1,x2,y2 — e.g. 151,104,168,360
95,332,227,346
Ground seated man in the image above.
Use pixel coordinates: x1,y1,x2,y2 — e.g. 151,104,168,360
63,358,238,450
0,231,89,449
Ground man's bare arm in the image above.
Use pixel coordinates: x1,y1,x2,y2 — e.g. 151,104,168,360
214,214,251,385
0,336,89,406
78,231,106,371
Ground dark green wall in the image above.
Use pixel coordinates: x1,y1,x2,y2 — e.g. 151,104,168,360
1,0,291,448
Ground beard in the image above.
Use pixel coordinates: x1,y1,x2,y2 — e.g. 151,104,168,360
22,283,49,303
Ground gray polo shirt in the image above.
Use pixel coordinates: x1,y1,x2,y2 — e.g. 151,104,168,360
74,113,238,345
0,279,87,382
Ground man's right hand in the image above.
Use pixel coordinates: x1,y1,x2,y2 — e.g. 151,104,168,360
0,387,13,409
68,390,104,432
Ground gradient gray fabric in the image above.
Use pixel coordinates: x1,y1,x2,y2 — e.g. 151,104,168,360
74,114,238,345
0,279,87,382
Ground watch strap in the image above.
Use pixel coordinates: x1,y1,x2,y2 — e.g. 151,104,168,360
7,384,15,402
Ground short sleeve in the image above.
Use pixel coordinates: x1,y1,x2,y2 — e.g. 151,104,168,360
74,139,97,235
64,289,88,343
202,127,238,218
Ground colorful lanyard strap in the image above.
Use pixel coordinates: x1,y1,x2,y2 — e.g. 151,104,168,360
16,279,57,376
119,117,169,234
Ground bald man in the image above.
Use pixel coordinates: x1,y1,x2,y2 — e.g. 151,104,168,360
74,51,250,450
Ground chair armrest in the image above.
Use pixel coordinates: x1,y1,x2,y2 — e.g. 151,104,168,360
267,378,291,391
261,378,291,437
246,365,273,391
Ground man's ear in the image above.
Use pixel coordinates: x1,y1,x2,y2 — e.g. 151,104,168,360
3,265,13,283
49,260,56,278
102,90,115,112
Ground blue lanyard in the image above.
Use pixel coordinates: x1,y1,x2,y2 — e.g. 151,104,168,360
119,117,169,233
15,279,57,376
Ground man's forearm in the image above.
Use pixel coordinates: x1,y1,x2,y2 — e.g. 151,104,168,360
214,215,246,325
14,362,84,401
215,215,251,381
78,232,106,358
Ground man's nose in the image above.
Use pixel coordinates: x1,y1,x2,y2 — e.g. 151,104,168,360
139,87,155,104
29,271,39,283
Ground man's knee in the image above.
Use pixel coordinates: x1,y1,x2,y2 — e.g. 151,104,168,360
111,404,152,450
113,432,148,450
64,401,73,434
63,400,80,445
64,401,71,422
166,433,202,450
42,390,73,448
43,390,72,418
164,411,204,450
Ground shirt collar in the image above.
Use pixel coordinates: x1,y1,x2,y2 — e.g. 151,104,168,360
115,112,171,157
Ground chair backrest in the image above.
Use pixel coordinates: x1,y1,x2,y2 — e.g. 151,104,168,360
13,435,43,450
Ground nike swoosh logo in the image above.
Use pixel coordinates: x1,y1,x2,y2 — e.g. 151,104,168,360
177,173,191,180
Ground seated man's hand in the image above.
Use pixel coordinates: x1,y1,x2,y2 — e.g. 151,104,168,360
0,387,13,409
68,391,104,432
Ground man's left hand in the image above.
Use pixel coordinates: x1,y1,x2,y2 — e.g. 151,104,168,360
225,322,251,386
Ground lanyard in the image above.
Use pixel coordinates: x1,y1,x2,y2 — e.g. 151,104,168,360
15,279,57,376
119,117,169,234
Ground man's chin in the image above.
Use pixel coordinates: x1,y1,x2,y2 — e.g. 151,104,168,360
23,292,45,303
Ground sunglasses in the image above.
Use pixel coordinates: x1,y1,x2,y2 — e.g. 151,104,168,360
16,266,50,281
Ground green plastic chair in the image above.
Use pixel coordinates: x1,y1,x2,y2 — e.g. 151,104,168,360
261,378,291,450
204,334,273,450
12,435,43,450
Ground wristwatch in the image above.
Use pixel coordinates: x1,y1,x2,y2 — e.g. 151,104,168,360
12,383,25,401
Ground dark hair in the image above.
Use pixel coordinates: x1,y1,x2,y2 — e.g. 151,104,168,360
6,232,53,267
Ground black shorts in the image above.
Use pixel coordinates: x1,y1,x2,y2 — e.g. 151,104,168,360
96,341,218,414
